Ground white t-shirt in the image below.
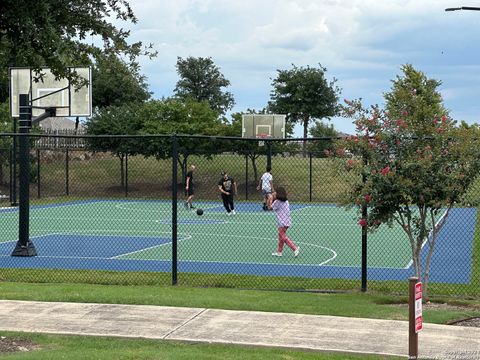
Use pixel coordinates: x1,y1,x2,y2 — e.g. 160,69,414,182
260,172,273,192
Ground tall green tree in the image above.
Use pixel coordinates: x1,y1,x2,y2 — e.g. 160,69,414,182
85,103,143,188
0,0,155,99
139,98,225,179
308,121,339,158
174,56,235,116
269,64,341,155
338,64,480,298
92,53,151,109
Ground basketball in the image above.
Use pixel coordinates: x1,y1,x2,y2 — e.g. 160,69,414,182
196,208,204,216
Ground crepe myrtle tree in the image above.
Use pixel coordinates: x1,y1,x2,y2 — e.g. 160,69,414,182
335,66,480,298
337,100,480,297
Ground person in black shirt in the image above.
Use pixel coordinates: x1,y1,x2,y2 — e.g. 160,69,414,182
184,165,196,209
218,171,237,215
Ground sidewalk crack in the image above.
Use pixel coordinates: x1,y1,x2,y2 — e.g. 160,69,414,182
163,308,208,339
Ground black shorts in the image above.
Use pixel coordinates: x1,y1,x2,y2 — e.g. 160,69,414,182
186,187,194,196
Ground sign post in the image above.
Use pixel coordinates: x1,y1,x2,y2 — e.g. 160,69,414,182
409,277,422,359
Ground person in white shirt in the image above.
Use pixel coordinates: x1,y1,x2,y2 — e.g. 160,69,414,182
256,166,274,211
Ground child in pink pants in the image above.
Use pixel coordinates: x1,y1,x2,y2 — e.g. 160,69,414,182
271,187,299,257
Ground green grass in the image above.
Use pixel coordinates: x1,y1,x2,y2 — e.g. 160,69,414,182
33,152,351,203
0,332,404,360
0,282,478,325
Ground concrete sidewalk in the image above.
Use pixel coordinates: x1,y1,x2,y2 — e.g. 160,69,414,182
0,300,479,359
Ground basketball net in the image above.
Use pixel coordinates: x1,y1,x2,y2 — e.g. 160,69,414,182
256,133,270,146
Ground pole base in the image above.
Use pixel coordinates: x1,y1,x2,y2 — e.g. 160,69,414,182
11,241,37,257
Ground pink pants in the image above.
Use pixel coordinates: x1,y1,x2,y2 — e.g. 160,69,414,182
277,226,297,253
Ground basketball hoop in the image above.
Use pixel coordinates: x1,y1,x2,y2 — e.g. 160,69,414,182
256,133,270,146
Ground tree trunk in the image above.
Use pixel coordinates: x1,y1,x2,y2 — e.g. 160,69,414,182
249,154,259,186
302,116,309,157
118,154,125,188
422,207,451,300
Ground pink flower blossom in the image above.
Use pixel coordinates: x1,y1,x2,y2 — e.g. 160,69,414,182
359,218,367,227
364,194,372,203
380,166,391,176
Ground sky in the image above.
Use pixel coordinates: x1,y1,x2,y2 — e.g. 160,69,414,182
119,0,480,137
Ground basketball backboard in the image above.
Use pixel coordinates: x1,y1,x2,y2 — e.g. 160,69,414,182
241,114,286,139
9,67,92,118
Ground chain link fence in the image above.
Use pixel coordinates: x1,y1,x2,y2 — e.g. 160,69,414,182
0,133,478,298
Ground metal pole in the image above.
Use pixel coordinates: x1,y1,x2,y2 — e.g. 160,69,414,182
9,147,13,204
361,165,368,292
171,135,178,285
125,154,128,197
409,277,419,359
11,118,17,206
12,94,37,256
37,149,41,199
65,148,69,196
267,140,272,170
309,153,313,202
245,155,248,200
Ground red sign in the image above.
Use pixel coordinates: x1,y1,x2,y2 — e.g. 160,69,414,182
415,282,423,332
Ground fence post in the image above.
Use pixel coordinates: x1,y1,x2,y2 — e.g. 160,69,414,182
361,158,368,292
125,154,128,197
65,148,69,196
266,140,272,170
37,149,41,199
245,155,248,200
309,152,313,202
171,135,178,285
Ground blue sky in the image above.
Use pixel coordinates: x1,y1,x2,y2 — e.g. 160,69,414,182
122,0,480,136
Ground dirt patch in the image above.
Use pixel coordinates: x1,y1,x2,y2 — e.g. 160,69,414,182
0,336,40,354
385,302,480,327
448,317,480,327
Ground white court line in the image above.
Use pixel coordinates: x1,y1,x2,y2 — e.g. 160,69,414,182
403,209,449,270
296,241,337,266
112,234,192,259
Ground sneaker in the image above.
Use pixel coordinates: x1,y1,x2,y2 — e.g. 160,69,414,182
272,252,282,257
294,247,300,257
190,205,196,210
231,210,236,215
262,204,267,211
226,212,231,216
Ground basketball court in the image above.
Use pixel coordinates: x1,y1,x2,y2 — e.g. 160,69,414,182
0,199,475,284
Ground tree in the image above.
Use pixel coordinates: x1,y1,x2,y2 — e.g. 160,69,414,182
139,98,225,179
308,121,339,158
0,0,155,96
174,56,235,116
92,53,151,109
269,64,341,155
85,103,143,188
338,64,480,298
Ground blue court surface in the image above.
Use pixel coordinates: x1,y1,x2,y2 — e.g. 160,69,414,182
0,200,476,284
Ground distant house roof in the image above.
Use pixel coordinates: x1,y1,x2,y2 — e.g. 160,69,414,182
39,117,85,131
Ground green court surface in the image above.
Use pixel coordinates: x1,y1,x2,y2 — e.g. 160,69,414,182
0,199,415,269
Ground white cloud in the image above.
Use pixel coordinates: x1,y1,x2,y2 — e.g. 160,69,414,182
115,0,480,135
